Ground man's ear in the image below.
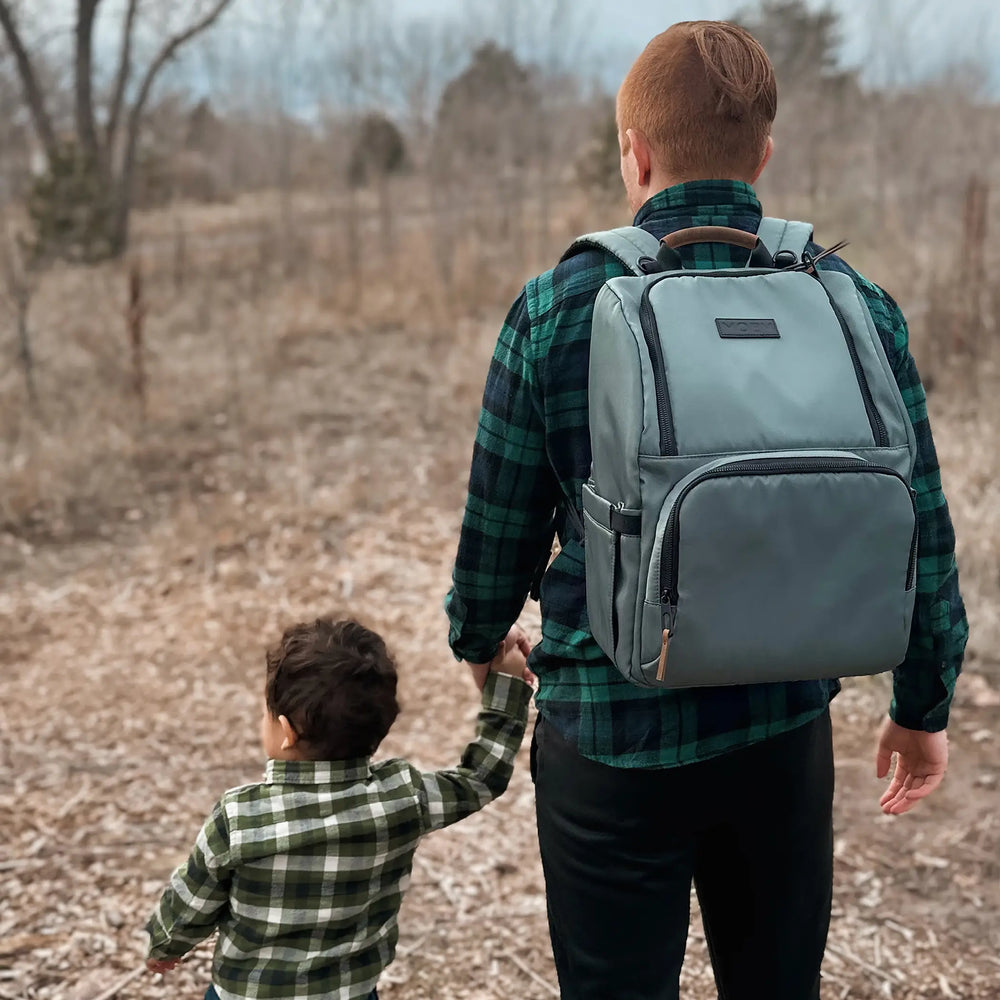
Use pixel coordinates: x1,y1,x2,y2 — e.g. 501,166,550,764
750,135,774,184
278,715,298,751
625,128,652,188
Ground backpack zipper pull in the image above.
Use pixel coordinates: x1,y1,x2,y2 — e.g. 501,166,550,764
656,604,677,683
656,628,671,682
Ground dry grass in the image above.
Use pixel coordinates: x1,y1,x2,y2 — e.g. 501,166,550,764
2,183,997,659
1,189,998,999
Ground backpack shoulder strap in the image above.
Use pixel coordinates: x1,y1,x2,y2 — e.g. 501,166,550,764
560,226,661,276
756,217,814,258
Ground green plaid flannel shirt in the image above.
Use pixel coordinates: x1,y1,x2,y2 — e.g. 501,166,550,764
146,673,532,1000
446,180,967,768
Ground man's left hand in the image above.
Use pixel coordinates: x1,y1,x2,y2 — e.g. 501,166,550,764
875,717,949,815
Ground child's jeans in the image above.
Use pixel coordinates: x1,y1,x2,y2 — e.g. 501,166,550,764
205,987,377,999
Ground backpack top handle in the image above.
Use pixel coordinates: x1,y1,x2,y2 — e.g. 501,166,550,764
653,225,775,271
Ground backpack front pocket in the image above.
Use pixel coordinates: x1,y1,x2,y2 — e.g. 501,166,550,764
640,453,917,688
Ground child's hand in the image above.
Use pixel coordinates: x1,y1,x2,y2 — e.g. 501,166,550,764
490,625,534,683
146,957,182,974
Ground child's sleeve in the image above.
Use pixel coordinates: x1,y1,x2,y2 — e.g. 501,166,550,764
414,672,532,834
145,798,233,959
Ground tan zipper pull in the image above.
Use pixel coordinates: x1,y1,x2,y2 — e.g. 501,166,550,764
656,629,671,682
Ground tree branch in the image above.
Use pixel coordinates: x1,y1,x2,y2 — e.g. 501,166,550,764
129,0,236,128
75,0,103,166
105,0,139,153
112,0,237,252
0,0,57,161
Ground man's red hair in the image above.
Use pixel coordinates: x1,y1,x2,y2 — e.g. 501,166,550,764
617,21,777,180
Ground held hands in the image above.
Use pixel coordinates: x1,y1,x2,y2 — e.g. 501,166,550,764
467,625,535,691
490,625,533,679
875,717,949,815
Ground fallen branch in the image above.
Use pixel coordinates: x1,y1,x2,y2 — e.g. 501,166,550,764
826,942,900,985
501,952,559,997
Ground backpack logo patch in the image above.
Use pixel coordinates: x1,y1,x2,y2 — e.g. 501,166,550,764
716,318,780,339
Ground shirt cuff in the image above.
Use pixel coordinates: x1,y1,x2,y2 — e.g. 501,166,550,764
444,589,508,663
452,641,501,664
145,926,185,961
889,695,950,733
481,671,533,717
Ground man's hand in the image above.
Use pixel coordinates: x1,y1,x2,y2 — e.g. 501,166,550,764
146,957,182,974
875,717,948,815
467,625,534,691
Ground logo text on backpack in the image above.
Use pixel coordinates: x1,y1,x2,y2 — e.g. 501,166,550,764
715,318,781,339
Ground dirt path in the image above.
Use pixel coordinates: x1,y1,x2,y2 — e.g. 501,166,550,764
2,317,997,1000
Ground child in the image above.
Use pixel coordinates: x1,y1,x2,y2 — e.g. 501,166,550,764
145,617,533,1000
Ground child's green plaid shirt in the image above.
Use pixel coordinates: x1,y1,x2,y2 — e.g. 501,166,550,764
146,672,532,1000
446,180,968,768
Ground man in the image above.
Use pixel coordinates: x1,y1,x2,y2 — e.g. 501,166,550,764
445,20,967,1000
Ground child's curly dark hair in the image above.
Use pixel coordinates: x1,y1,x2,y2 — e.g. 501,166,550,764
265,618,399,760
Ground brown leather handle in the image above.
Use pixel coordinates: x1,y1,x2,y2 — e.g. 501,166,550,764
660,226,759,251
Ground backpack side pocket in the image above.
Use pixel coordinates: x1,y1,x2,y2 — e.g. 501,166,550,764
582,483,641,670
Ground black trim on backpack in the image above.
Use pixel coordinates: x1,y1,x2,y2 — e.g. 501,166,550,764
609,508,641,534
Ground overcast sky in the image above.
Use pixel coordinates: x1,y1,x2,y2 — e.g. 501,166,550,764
36,0,1000,106
584,0,1000,88
424,0,997,86
224,0,1000,96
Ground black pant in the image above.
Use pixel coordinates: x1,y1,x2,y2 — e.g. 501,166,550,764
532,711,834,1000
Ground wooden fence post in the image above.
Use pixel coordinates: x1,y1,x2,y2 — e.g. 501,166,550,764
125,258,148,417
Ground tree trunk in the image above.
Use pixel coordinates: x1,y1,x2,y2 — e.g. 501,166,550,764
106,0,139,153
75,0,103,171
0,1,58,162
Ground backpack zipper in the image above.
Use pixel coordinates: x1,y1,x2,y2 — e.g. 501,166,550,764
658,457,918,608
906,502,919,592
813,278,889,446
638,286,676,454
636,271,889,455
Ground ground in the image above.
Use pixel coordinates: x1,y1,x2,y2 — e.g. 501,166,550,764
1,246,998,1000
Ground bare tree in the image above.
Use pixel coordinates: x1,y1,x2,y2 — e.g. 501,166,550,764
0,0,237,258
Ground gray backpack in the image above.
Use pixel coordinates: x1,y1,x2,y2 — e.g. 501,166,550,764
565,219,917,688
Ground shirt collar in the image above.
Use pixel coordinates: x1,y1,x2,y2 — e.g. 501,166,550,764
633,180,762,228
266,757,372,785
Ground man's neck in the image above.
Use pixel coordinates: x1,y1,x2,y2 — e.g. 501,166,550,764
640,173,752,210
